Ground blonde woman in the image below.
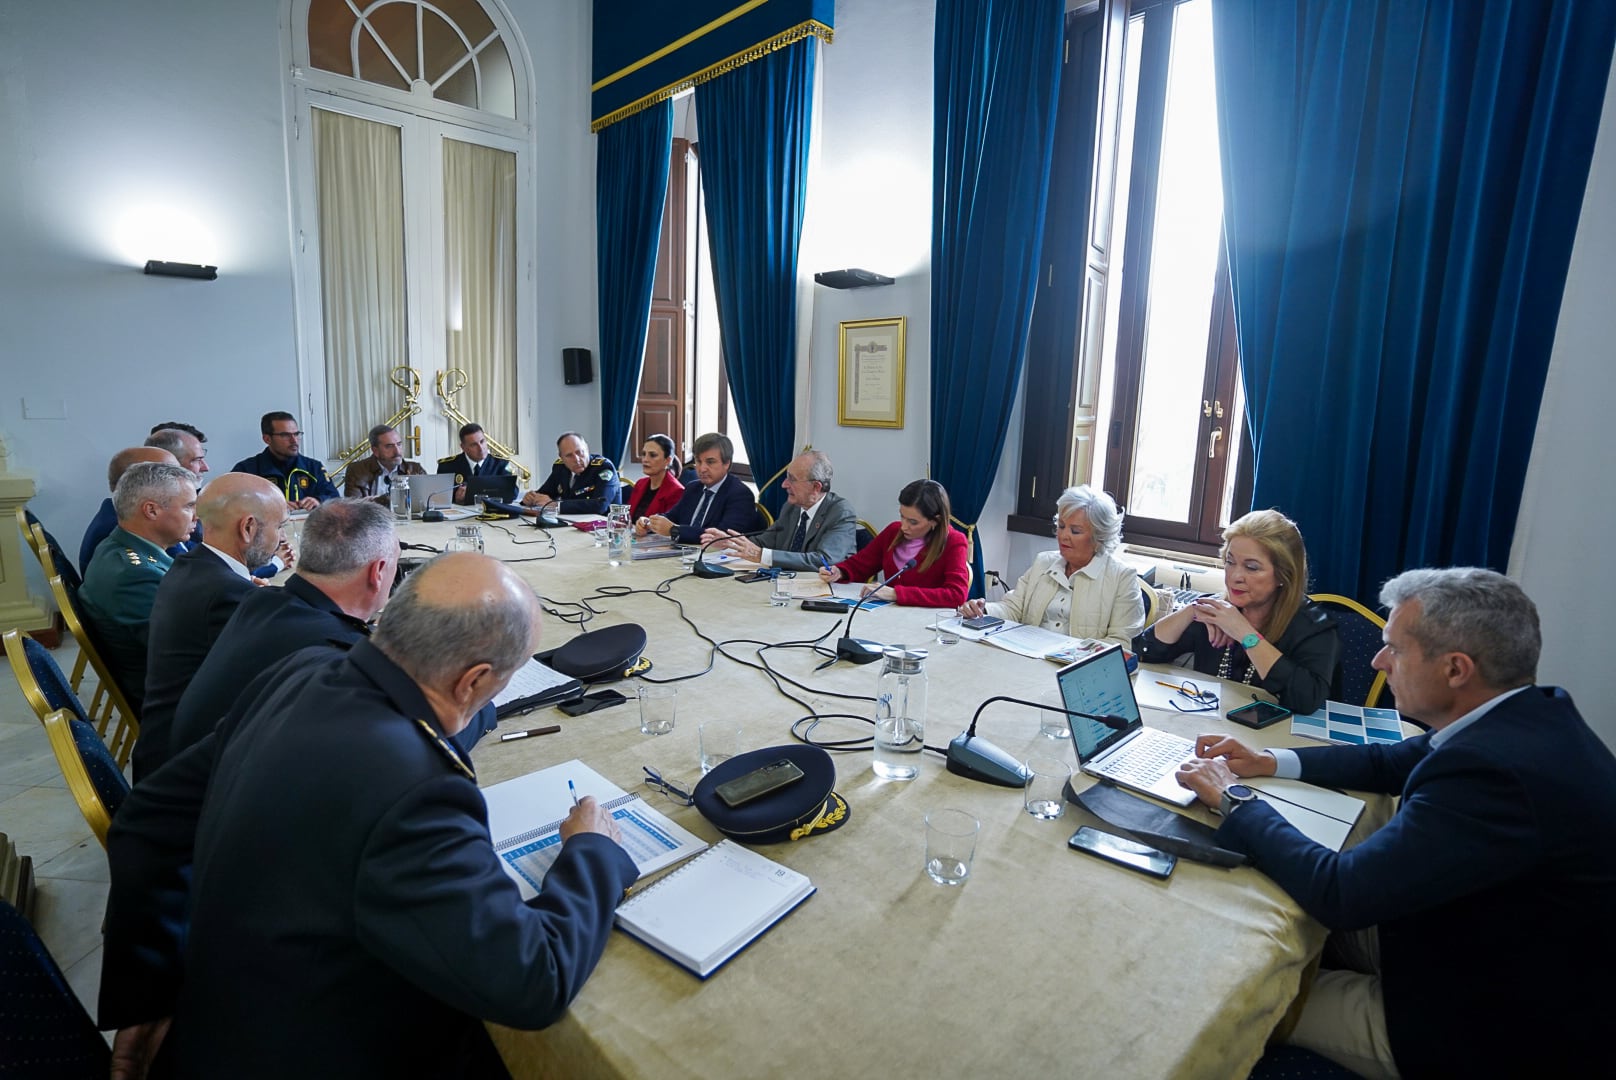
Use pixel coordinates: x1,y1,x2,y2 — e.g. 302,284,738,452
959,486,1142,648
1134,509,1340,713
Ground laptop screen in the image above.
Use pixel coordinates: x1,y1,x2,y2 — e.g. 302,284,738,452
1056,645,1143,763
408,473,458,512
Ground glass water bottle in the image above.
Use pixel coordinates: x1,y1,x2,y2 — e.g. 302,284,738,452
873,646,927,780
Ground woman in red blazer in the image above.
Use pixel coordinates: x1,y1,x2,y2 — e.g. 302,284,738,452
821,478,969,607
627,434,685,521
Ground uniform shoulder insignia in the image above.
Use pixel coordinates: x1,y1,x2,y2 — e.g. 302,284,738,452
437,454,459,465
551,457,565,466
123,548,141,566
412,718,475,781
598,466,616,482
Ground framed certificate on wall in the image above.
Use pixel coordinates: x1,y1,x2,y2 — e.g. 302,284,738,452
837,317,906,428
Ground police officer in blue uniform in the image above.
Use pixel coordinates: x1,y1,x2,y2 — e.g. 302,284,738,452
521,431,622,516
231,411,341,508
99,553,637,1077
437,422,516,504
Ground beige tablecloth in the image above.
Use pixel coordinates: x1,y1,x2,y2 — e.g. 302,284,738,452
398,520,1389,1079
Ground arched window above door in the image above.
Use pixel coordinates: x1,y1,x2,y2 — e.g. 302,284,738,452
304,0,520,121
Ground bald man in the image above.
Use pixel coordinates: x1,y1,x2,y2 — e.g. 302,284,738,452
134,474,288,782
102,553,637,1077
78,446,179,575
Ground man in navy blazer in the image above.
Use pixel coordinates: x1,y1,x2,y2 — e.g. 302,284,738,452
1177,568,1616,1079
135,473,286,782
639,430,756,544
100,553,638,1077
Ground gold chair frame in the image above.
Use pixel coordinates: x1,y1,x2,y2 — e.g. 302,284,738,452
22,520,93,694
40,708,117,847
43,577,139,769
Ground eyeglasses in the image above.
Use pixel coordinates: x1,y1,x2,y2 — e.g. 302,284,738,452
642,766,694,806
270,431,302,439
1168,680,1218,713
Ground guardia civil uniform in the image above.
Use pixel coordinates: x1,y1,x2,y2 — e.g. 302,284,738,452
79,525,174,711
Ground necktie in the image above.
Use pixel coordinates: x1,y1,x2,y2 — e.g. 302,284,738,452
474,459,485,477
694,489,714,529
789,509,808,552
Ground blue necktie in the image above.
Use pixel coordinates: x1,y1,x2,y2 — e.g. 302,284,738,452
789,509,808,552
694,489,714,529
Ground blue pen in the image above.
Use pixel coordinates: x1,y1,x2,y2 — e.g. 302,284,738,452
568,779,579,806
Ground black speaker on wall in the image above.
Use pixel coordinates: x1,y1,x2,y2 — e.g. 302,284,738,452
563,347,594,386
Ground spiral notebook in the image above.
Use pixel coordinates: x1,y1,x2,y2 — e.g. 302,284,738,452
615,840,815,979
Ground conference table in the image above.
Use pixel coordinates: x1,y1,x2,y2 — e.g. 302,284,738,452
396,516,1394,1079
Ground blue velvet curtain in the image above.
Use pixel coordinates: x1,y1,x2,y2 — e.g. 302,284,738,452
930,0,1065,597
694,40,818,515
1214,0,1616,601
596,100,673,467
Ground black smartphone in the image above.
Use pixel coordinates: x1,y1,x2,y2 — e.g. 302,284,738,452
734,570,774,584
961,614,1004,631
1227,700,1291,729
714,758,806,808
800,599,847,613
558,690,627,717
1068,826,1176,879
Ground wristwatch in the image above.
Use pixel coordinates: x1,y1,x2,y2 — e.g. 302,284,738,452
1220,783,1258,816
1240,631,1262,649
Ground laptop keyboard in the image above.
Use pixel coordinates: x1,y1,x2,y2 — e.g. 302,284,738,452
1093,732,1194,787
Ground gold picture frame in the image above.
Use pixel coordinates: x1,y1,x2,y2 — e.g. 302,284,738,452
837,317,907,428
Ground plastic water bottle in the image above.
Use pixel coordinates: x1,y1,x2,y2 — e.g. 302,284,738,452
873,646,927,780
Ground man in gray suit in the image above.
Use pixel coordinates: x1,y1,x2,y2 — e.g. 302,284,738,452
704,449,858,572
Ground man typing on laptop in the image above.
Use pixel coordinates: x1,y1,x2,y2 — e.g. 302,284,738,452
1174,568,1616,1079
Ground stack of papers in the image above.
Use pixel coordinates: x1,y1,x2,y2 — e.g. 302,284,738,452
491,657,581,717
1290,702,1406,746
935,616,1106,662
483,760,707,899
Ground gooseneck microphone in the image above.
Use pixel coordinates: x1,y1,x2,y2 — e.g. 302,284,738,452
834,558,918,665
690,527,772,579
947,694,1131,787
419,488,451,523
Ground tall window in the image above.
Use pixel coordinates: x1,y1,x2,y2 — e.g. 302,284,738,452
629,112,749,477
289,0,531,468
1016,0,1247,554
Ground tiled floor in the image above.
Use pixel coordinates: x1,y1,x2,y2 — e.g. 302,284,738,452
1,638,108,1022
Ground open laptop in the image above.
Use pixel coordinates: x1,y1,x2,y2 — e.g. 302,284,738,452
1056,644,1197,806
466,474,519,505
407,473,458,517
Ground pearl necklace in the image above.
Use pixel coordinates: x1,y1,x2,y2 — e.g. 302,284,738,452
1217,642,1258,685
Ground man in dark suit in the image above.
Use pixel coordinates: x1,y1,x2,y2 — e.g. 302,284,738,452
1176,568,1616,1079
231,411,341,509
100,553,637,1077
703,449,858,572
342,423,426,502
638,431,756,544
437,422,516,504
134,473,286,782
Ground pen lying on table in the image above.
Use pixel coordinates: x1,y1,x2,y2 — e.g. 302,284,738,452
498,724,562,743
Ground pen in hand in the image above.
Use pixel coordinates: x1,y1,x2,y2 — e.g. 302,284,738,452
569,779,579,806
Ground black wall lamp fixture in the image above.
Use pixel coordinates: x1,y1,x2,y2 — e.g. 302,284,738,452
143,260,218,280
813,268,894,289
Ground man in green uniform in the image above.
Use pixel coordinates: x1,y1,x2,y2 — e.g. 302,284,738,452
80,461,199,712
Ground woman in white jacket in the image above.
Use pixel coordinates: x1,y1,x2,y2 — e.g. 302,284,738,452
960,486,1143,648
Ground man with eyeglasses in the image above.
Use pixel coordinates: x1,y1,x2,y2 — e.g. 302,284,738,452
704,449,858,572
231,411,341,510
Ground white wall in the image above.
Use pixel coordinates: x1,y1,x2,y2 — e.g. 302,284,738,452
1509,50,1616,749
0,0,594,583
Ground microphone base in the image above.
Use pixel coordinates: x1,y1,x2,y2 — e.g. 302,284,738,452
835,636,885,665
946,734,1032,787
692,560,733,578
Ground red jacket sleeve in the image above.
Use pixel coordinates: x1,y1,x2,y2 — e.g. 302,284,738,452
893,528,970,608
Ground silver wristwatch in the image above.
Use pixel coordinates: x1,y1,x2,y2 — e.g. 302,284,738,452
1220,783,1257,816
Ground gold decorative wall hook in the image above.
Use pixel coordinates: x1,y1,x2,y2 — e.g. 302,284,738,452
434,367,531,483
330,365,425,480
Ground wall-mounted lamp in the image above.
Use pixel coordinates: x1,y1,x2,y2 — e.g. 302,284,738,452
814,268,894,289
143,260,218,280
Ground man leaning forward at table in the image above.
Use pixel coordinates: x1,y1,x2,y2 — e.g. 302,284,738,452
1176,567,1616,1079
99,552,639,1079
